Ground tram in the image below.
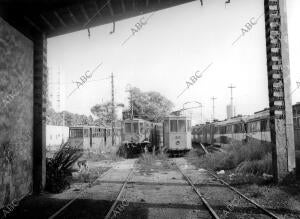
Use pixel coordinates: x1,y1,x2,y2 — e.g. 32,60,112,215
163,115,192,156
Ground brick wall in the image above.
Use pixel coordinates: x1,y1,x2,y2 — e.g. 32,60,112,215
0,17,34,208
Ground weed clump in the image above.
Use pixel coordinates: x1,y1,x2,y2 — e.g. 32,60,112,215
194,140,272,175
138,152,171,170
46,142,83,193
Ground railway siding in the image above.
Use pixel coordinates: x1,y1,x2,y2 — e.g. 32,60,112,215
172,158,277,219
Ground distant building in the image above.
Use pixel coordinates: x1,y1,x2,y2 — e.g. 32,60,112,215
226,104,236,119
115,105,123,120
48,69,65,112
46,125,69,152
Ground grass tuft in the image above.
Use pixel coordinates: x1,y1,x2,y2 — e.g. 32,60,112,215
236,153,272,175
191,140,272,176
138,152,171,170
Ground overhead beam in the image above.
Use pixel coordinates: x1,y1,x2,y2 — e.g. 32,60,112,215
24,16,42,33
67,7,79,24
121,0,126,13
80,4,90,22
108,1,115,16
44,0,195,37
92,1,102,17
53,11,67,27
40,14,55,30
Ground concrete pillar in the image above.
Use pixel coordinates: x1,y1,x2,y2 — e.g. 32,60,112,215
264,0,296,182
33,33,47,193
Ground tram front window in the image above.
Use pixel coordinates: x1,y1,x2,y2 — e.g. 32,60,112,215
125,123,131,133
140,123,144,134
133,122,139,134
170,120,177,132
178,120,186,132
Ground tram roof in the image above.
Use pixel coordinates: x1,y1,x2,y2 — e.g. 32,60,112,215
69,125,106,129
164,115,191,120
123,118,151,123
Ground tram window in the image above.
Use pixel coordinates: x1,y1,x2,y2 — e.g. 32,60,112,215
187,120,191,132
133,123,138,134
294,118,297,127
234,124,241,133
74,129,83,138
226,125,232,134
125,123,131,133
261,120,267,131
247,123,251,133
266,120,270,131
140,123,144,134
251,122,256,132
170,120,177,132
297,118,300,128
83,129,88,137
257,121,261,132
234,124,238,133
164,120,169,133
178,120,186,132
221,126,226,134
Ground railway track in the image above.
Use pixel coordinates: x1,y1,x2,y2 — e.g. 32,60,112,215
48,166,115,219
173,159,280,219
174,162,220,219
206,170,280,219
104,166,135,219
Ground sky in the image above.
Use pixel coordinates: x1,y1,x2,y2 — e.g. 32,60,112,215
47,0,300,124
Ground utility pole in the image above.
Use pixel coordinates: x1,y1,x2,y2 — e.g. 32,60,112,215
211,97,216,121
125,84,133,119
200,104,203,124
130,90,133,119
111,73,115,146
228,84,236,118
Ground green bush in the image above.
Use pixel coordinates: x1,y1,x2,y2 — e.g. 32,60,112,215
236,153,272,175
197,140,272,175
46,142,83,193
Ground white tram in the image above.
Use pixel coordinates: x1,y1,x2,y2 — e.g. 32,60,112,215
163,115,192,155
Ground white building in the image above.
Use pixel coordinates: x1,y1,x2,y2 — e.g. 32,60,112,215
226,104,236,119
48,68,66,112
46,125,69,152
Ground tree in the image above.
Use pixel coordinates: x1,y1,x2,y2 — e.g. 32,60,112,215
124,87,173,122
90,102,115,126
46,108,93,126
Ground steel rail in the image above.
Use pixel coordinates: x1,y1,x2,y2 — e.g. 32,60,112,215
104,167,135,219
174,162,220,219
206,170,280,219
48,165,115,219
